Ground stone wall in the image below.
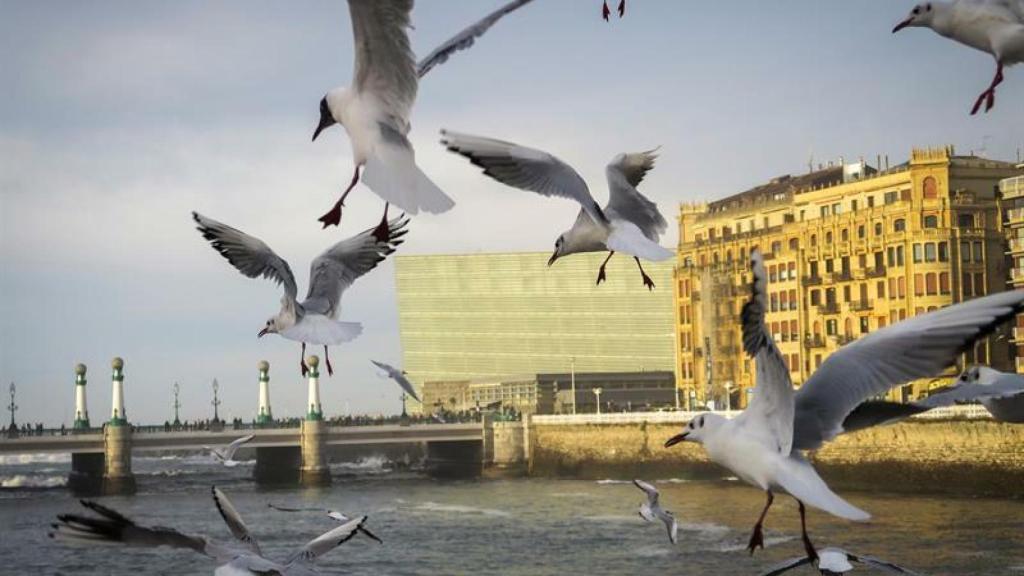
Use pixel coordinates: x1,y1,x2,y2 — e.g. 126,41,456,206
529,419,1024,497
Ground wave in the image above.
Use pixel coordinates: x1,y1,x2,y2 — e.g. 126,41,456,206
331,455,391,475
1,474,67,488
595,479,632,485
581,514,638,523
412,501,512,518
715,535,793,553
678,521,731,538
656,478,689,484
0,453,71,466
631,544,673,558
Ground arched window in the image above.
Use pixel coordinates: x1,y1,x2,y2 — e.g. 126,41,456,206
813,320,821,336
874,222,882,236
841,228,849,242
923,176,938,199
923,215,938,228
810,234,817,247
857,225,865,239
789,238,799,251
826,231,833,244
712,252,720,265
771,241,782,255
844,317,853,337
893,218,906,232
725,249,733,263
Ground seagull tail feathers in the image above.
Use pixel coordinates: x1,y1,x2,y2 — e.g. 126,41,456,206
607,221,674,261
775,456,870,521
363,136,454,216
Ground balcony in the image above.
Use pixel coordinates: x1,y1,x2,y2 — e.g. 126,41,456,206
1009,238,1024,254
865,266,887,278
849,299,873,312
1017,356,1024,374
802,275,823,286
1006,207,1024,224
804,335,825,349
833,271,854,282
836,334,856,346
817,303,840,315
1001,176,1024,200
1012,269,1024,282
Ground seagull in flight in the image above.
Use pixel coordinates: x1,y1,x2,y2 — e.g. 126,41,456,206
759,547,924,576
370,360,421,402
193,212,408,377
892,1,1024,114
440,131,672,289
633,479,678,544
204,434,255,467
267,504,383,544
602,0,626,20
51,486,371,575
664,249,1024,559
312,0,536,235
915,365,1024,422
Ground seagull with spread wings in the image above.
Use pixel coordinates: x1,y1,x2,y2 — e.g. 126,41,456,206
312,0,536,235
267,503,383,544
370,360,421,402
192,212,408,377
440,130,672,289
664,249,1024,559
633,479,678,544
50,486,371,575
204,434,255,467
759,547,924,576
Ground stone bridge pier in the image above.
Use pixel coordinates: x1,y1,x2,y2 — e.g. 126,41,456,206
103,357,135,494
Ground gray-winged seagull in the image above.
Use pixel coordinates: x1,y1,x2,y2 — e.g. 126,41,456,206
204,434,255,467
633,479,678,544
759,547,924,576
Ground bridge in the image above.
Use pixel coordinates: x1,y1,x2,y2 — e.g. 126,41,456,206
0,356,529,494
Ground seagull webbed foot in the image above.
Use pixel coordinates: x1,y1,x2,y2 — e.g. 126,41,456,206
746,523,765,555
596,266,608,285
602,0,610,20
618,0,625,17
318,200,344,228
641,271,655,291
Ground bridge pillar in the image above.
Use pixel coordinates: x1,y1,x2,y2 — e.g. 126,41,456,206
68,452,104,495
299,356,330,486
103,357,135,494
256,360,272,426
73,363,90,429
483,415,530,477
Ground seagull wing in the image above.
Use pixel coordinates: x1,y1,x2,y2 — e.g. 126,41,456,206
212,486,261,555
417,0,535,77
850,552,925,575
755,555,814,576
371,360,421,402
222,434,255,461
301,217,409,318
733,249,795,455
268,504,326,513
604,151,667,242
192,212,298,304
793,290,1024,451
349,0,417,124
917,376,1024,407
663,513,678,545
286,516,367,567
632,479,659,506
440,130,608,226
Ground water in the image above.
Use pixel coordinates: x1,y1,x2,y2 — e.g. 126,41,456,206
2,454,1023,575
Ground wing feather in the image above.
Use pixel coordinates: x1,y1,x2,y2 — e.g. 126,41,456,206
192,212,297,303
349,0,417,122
212,486,261,555
417,0,535,77
605,150,667,242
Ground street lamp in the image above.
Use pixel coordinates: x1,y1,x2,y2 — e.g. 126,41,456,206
211,379,221,424
570,357,577,415
173,382,182,426
593,387,603,415
7,382,17,437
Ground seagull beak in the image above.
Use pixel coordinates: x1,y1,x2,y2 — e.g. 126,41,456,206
547,251,559,267
892,17,913,33
257,327,269,338
664,432,688,448
312,99,335,142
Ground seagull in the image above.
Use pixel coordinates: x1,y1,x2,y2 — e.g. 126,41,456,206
633,479,678,544
204,434,255,467
267,504,383,544
602,0,626,20
759,547,924,576
312,0,536,235
51,486,370,575
193,211,408,377
664,249,1024,558
370,360,421,402
916,365,1024,422
892,1,1024,114
440,130,672,289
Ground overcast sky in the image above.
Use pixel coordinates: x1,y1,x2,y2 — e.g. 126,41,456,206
2,0,1022,426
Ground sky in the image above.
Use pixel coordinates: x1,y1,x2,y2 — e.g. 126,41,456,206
1,0,1022,426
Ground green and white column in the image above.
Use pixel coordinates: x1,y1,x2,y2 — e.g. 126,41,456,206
109,357,127,426
300,355,329,486
256,360,273,425
73,363,90,429
103,357,135,494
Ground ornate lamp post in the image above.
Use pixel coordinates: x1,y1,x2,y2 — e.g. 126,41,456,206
173,382,182,426
7,382,17,437
593,387,603,415
211,379,222,424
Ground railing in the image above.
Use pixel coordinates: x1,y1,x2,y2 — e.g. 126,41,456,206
531,405,990,425
834,271,854,282
804,335,826,348
865,266,887,278
836,334,856,346
849,299,873,312
1008,238,1024,253
1012,269,1024,281
1006,207,1024,223
802,275,823,286
818,302,840,315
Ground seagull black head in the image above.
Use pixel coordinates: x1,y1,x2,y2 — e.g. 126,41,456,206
312,96,336,142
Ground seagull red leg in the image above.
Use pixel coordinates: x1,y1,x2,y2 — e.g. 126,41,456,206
746,490,774,555
300,343,308,377
971,62,1004,115
372,203,391,243
602,0,610,20
318,166,361,228
635,257,655,290
596,251,615,285
324,346,334,377
618,0,625,18
798,500,819,561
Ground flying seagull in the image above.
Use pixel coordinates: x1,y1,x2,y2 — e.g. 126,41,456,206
51,486,370,575
602,0,626,20
312,0,536,235
204,434,255,467
370,360,421,402
440,130,672,289
892,1,1024,114
915,365,1024,422
193,211,408,377
267,504,383,544
665,249,1024,558
633,479,678,544
759,547,924,576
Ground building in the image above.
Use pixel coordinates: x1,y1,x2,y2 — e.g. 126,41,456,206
674,147,1022,409
1000,167,1024,372
395,251,676,410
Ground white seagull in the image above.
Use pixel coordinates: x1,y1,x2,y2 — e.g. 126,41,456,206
892,0,1024,114
370,360,421,402
204,434,255,467
633,479,678,544
759,547,924,576
51,486,370,576
664,249,1024,558
312,0,536,235
916,365,1024,422
267,504,383,544
440,130,672,289
193,211,408,377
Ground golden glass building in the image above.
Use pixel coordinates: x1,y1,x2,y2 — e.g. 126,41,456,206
1000,168,1024,372
394,251,676,406
673,147,1022,409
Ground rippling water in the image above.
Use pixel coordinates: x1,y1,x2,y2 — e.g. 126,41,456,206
1,453,1022,575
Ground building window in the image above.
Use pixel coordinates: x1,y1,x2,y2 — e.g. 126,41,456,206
867,196,875,208
726,249,733,263
810,234,817,247
771,241,782,255
884,191,898,205
789,238,799,251
844,318,853,337
810,289,821,306
913,244,923,263
874,222,882,236
860,317,869,334
925,243,937,262
857,225,865,239
826,319,837,336
826,231,833,244
851,200,859,212
914,274,924,296
939,272,950,294
898,276,906,298
841,228,849,242
938,242,948,262
926,273,937,295
973,241,983,263
962,273,973,297
961,241,971,262
770,293,778,312
893,218,906,232
821,206,830,218
887,247,895,267
974,273,985,296
896,246,904,266
923,215,938,228
923,176,938,199
833,202,842,215
876,280,885,298
958,213,975,228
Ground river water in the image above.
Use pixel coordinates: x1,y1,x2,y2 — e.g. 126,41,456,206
1,453,1022,575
